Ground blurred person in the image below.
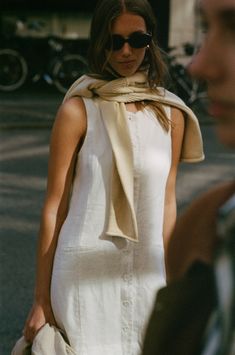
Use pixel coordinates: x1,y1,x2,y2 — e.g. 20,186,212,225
13,0,204,354
167,0,235,283
143,0,235,354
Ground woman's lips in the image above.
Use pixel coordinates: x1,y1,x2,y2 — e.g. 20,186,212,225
119,60,135,67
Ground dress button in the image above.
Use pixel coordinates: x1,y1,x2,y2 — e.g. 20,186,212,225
123,273,132,282
122,299,132,307
122,326,129,333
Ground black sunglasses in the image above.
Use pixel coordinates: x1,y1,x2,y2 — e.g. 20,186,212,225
106,32,152,51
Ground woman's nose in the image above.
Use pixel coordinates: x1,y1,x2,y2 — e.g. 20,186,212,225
121,42,132,55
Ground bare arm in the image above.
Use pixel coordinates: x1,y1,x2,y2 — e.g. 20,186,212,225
163,108,185,270
23,97,87,342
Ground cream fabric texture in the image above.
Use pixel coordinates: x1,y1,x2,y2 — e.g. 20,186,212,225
51,102,172,354
11,323,76,355
63,72,204,242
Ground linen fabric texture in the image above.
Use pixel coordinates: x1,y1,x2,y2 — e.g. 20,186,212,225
50,72,204,354
11,323,76,355
63,72,204,242
52,99,171,354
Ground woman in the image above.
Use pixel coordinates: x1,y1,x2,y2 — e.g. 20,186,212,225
23,0,204,353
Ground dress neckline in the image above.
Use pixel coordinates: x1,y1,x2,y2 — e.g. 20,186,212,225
126,109,146,117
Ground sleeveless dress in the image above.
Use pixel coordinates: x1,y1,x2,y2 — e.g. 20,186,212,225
51,97,172,355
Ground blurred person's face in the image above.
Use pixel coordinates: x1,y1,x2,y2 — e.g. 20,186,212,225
188,0,235,148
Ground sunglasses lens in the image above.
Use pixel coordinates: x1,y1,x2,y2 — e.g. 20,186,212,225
112,35,125,50
106,32,152,51
129,33,152,48
106,35,124,51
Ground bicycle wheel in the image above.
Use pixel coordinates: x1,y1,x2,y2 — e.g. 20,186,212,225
0,48,28,91
52,54,88,94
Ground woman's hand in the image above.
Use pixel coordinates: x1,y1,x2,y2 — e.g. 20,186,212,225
23,300,57,343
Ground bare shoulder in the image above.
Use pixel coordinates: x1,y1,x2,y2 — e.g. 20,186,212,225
57,96,86,125
170,107,185,161
171,107,185,126
53,96,87,139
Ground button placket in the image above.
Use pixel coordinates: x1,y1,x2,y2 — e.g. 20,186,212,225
122,299,132,307
120,246,134,354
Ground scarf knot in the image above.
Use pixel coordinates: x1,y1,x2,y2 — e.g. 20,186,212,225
63,72,204,242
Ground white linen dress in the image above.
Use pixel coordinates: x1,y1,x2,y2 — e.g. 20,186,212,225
51,97,172,355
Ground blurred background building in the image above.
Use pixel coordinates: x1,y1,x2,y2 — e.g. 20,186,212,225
0,0,196,95
0,0,195,50
169,0,195,47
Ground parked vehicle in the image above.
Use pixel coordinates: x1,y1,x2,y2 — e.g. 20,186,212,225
0,20,89,93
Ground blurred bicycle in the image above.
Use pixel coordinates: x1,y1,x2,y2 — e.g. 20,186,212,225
164,43,208,111
0,19,88,93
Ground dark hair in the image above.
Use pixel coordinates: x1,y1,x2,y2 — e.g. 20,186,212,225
88,0,167,88
88,0,171,131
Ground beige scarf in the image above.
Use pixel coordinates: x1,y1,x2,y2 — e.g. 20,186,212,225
63,72,204,242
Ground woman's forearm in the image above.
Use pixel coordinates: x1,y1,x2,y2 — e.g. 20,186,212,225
163,198,177,248
34,205,67,304
163,198,177,280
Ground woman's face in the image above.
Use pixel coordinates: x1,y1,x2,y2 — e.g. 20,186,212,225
106,12,149,77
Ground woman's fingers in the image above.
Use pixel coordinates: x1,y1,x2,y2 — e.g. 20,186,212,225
23,319,45,343
22,303,57,343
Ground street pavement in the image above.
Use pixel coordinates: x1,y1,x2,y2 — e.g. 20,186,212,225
0,84,235,354
0,83,63,129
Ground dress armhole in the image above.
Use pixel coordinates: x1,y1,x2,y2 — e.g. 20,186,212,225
163,105,171,120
